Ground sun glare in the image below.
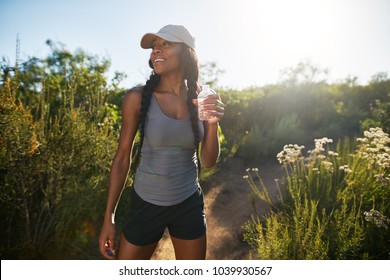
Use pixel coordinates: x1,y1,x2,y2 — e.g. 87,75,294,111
259,0,336,62
214,0,340,86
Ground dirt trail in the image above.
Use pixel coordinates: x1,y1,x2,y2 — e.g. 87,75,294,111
151,157,283,260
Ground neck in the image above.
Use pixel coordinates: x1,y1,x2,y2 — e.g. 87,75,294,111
156,73,186,97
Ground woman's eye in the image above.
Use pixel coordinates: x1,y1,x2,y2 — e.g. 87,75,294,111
162,41,171,47
152,41,172,50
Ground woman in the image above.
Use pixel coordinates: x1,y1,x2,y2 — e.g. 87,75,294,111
98,24,224,260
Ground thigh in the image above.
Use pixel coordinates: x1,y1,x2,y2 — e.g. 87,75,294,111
116,233,158,260
171,234,207,260
168,188,207,260
168,187,206,240
122,189,167,246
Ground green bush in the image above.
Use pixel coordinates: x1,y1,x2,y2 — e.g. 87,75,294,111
0,40,125,259
0,79,121,258
238,113,302,159
243,127,390,259
218,64,389,163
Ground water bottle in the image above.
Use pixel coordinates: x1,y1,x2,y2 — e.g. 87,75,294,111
198,85,213,121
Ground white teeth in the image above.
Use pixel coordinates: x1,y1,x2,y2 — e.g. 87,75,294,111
154,58,165,63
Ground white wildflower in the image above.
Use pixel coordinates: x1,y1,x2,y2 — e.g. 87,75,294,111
357,137,368,143
374,174,389,185
309,137,333,155
357,127,390,168
312,167,320,174
277,144,305,164
321,161,334,172
328,151,339,157
339,165,352,173
364,210,390,230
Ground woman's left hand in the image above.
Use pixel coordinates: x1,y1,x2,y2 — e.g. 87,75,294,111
193,93,224,125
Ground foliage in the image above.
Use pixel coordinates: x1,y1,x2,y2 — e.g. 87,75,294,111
243,128,390,259
219,87,263,155
239,113,302,160
200,61,225,88
218,61,389,161
0,42,124,259
360,74,390,133
7,40,126,119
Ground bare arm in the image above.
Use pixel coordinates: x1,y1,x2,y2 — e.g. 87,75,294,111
201,122,221,168
99,89,142,259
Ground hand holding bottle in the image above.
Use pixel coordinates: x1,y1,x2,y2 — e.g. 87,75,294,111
195,85,224,124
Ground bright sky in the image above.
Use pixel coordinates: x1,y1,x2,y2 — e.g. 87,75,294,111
1,0,389,89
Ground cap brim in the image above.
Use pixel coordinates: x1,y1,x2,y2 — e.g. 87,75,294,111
140,32,183,49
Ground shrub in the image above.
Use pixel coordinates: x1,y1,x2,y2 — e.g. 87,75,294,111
238,113,302,160
243,127,389,259
0,77,120,259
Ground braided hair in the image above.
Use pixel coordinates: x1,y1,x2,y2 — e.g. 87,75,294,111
181,46,201,174
133,44,201,174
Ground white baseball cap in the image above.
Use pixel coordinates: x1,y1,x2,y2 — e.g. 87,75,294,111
140,24,195,49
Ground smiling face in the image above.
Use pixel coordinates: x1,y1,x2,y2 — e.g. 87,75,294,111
150,37,183,76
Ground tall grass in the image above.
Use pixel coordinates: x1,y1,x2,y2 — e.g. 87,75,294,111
243,128,390,259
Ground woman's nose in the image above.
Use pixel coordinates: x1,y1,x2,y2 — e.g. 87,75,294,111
152,46,162,54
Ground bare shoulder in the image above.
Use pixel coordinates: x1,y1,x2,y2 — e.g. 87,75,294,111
122,86,143,115
116,87,144,152
124,86,143,101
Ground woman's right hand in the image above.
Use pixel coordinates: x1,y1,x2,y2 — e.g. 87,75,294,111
99,221,116,260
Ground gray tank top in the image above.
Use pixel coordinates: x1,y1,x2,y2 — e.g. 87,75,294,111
134,94,204,206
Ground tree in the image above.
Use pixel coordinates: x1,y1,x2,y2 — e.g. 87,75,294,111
279,59,329,86
200,61,225,88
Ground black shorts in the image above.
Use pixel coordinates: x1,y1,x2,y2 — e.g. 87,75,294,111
122,187,206,246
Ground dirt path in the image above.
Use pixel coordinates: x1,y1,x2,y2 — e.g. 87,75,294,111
151,157,283,260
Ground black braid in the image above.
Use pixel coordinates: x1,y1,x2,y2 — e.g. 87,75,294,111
133,70,160,171
181,46,202,175
187,79,202,175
